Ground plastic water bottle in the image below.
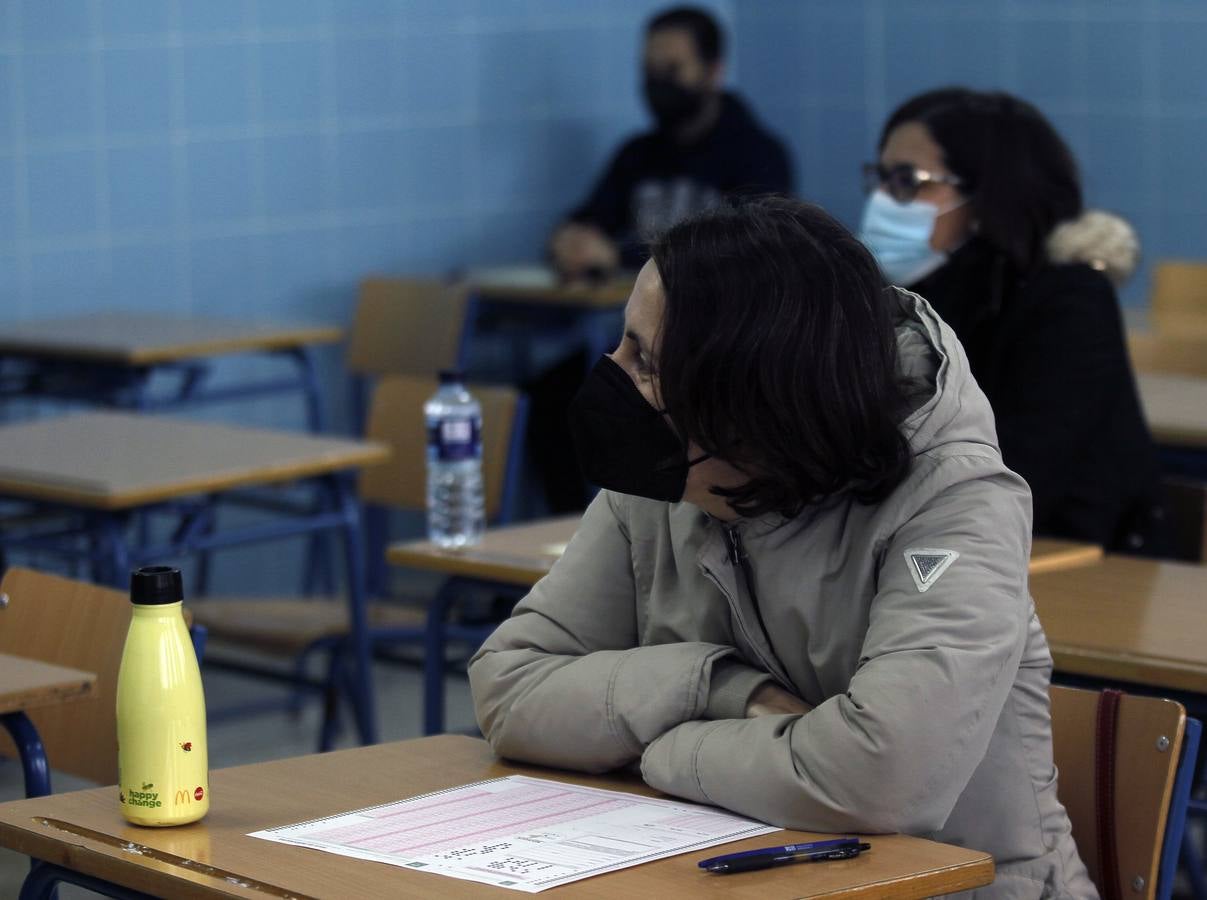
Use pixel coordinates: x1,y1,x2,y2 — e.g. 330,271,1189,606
425,370,485,548
116,566,209,826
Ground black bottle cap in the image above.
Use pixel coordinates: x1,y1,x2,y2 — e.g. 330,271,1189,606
438,369,465,385
130,566,183,605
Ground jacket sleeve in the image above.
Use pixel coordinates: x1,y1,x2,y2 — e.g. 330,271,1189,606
469,491,772,773
990,267,1133,524
640,458,1032,834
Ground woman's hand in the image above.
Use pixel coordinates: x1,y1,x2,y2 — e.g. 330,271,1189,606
745,683,813,717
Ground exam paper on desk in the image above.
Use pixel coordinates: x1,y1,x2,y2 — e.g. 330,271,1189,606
250,774,780,892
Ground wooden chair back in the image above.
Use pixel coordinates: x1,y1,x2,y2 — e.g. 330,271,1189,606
358,375,520,522
1050,685,1187,899
1150,261,1207,330
346,278,469,378
0,568,194,786
1127,331,1207,379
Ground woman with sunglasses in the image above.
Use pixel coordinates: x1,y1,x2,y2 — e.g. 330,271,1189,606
859,88,1162,555
471,196,1095,898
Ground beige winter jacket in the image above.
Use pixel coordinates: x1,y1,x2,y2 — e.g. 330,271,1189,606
470,288,1098,899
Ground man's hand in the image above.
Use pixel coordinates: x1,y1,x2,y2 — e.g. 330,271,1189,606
549,222,620,281
746,682,813,717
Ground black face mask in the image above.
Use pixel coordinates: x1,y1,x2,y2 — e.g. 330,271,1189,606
643,75,706,130
568,356,706,502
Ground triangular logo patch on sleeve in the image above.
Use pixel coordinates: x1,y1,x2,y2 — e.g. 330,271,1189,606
904,548,959,593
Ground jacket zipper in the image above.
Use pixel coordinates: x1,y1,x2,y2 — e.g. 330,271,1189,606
725,527,772,640
719,525,784,682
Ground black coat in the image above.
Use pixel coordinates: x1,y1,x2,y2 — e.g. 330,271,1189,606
912,239,1163,553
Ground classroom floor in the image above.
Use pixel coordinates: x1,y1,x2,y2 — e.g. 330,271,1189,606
0,660,477,898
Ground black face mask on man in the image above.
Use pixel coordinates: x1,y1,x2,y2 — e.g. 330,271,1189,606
643,75,707,131
568,355,708,503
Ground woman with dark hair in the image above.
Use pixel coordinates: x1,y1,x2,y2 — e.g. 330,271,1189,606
859,87,1161,554
471,197,1095,898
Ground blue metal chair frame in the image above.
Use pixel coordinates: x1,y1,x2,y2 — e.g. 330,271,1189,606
1159,717,1203,899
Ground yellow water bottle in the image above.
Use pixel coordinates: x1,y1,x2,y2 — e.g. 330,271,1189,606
116,566,209,826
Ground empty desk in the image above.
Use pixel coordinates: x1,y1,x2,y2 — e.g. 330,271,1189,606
0,313,342,430
1030,554,1207,695
0,411,387,745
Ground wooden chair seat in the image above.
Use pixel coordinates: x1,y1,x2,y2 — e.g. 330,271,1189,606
190,598,426,655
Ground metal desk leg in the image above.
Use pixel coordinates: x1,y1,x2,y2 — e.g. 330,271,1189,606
1,712,51,797
88,513,131,588
423,579,462,736
289,346,327,434
363,504,389,598
330,471,376,745
295,346,336,594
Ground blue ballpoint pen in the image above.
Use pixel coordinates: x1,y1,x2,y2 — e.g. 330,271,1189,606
698,838,872,874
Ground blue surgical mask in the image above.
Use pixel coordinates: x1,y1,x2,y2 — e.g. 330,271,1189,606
858,189,952,286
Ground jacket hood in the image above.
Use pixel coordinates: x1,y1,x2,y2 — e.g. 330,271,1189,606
1046,209,1140,287
891,286,1002,459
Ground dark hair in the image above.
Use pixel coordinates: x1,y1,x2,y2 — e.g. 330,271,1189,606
647,6,724,65
880,88,1082,272
649,196,912,518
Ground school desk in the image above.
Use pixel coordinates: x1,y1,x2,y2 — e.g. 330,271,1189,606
1030,553,1207,695
0,734,995,899
0,411,387,747
0,313,342,430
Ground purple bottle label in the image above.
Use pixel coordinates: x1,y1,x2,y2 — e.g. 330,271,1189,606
428,417,481,462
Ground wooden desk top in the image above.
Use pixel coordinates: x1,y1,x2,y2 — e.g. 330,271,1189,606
1031,554,1207,694
0,313,342,365
387,515,580,586
0,734,994,899
469,265,633,309
388,517,1102,587
0,412,388,510
1136,373,1207,448
1028,538,1104,575
0,652,95,716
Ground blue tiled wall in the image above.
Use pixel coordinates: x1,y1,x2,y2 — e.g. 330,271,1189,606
0,0,733,431
7,0,1193,399
735,0,1206,307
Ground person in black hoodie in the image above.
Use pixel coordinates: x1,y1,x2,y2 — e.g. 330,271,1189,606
549,6,794,280
534,7,793,512
858,87,1164,554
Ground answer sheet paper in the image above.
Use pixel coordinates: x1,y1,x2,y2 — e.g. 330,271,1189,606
250,774,780,892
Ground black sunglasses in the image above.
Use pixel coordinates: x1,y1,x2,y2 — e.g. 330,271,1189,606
861,162,964,203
